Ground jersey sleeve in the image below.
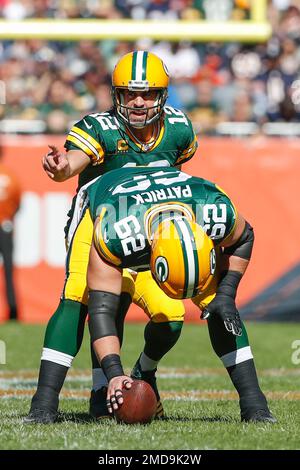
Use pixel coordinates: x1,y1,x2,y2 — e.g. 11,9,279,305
93,208,122,267
201,181,238,244
64,115,105,166
175,113,198,165
214,185,238,243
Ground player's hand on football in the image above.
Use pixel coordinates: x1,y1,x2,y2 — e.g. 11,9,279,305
201,294,243,337
42,145,69,179
106,376,133,413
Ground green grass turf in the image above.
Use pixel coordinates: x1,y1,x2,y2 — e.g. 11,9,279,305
0,322,300,450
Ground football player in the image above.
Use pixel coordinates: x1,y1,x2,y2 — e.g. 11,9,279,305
85,166,276,423
25,51,198,424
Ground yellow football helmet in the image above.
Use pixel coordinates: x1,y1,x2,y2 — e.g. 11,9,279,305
150,217,216,299
112,50,169,128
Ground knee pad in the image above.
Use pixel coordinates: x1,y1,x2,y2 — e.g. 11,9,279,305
88,290,120,342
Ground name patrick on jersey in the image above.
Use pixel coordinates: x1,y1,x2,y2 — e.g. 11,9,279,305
131,185,192,204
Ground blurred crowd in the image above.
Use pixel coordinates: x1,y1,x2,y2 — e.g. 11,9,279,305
1,0,300,135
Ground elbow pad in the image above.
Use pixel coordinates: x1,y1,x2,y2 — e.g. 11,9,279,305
223,221,254,260
88,290,120,342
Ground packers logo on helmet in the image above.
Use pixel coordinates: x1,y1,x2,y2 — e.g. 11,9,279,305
150,217,215,299
155,256,169,283
112,50,169,128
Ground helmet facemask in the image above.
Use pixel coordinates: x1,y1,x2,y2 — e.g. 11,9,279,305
113,85,168,129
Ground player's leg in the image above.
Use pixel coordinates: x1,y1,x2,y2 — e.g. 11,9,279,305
131,270,185,418
0,224,18,320
207,315,276,422
24,209,92,424
193,279,276,423
89,270,134,419
25,300,88,424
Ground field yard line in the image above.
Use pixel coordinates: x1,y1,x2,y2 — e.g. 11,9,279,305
0,367,299,381
1,388,300,401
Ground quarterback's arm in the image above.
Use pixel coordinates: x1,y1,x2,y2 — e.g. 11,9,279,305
87,239,133,412
42,146,90,182
202,213,254,336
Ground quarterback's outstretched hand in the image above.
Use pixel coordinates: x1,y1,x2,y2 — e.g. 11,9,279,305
201,294,243,337
42,145,70,180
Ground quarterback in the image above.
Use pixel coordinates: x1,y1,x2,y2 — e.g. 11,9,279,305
84,166,276,422
25,51,197,424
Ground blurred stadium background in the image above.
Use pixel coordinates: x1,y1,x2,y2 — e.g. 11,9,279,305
0,0,300,323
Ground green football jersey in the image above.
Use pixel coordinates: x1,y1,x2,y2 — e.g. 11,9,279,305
86,167,237,270
64,106,198,189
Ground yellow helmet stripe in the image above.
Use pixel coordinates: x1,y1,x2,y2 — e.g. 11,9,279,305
132,50,148,81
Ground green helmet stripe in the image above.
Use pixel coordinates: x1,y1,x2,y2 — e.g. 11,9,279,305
141,51,148,80
131,51,138,80
131,51,148,82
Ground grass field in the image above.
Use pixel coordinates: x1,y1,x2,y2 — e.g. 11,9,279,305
0,321,299,450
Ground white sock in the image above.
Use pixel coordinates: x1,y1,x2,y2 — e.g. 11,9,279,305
41,348,73,368
139,352,159,371
92,368,108,391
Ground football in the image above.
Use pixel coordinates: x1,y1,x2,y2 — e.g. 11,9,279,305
114,379,157,424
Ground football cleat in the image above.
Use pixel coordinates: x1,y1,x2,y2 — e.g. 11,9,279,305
151,217,216,299
112,50,169,128
89,387,113,420
131,359,164,419
242,408,277,424
23,408,57,424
